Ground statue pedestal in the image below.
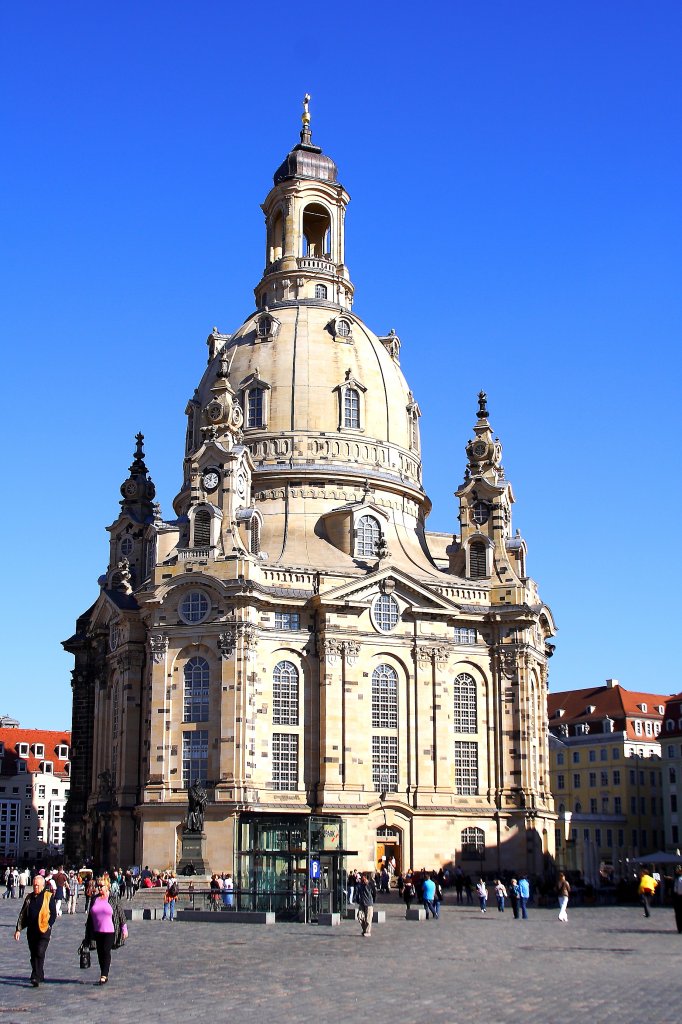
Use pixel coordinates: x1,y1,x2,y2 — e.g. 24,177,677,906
178,831,208,875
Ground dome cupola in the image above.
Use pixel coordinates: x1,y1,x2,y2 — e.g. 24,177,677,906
256,95,354,312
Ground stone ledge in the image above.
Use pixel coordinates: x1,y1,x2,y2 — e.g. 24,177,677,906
317,913,341,926
344,908,386,923
176,910,275,924
125,908,159,920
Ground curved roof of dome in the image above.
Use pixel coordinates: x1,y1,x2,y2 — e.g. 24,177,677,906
273,142,338,186
197,304,417,463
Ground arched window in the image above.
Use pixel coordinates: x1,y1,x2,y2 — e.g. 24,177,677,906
250,517,261,555
461,826,484,858
315,284,327,300
356,515,380,557
671,767,677,784
469,541,487,578
372,665,398,728
247,387,264,428
273,661,299,725
336,319,350,337
302,203,331,257
194,508,211,547
453,673,477,732
344,387,360,428
575,801,582,813
184,657,209,722
558,803,566,814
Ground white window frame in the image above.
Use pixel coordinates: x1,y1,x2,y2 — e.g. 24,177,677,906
179,590,211,625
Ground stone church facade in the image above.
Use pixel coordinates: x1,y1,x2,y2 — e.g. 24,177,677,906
64,103,557,884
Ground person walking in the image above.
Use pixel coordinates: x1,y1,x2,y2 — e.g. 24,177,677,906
557,872,571,923
14,873,57,987
84,876,128,985
518,876,530,919
355,873,376,937
476,878,488,913
422,873,437,919
403,874,416,913
638,868,657,918
494,879,507,912
509,878,521,919
67,871,80,914
222,873,234,909
672,867,682,934
18,867,29,899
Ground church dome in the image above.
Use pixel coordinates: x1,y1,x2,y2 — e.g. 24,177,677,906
273,142,338,186
195,304,422,497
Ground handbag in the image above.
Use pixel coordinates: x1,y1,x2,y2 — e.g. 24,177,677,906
79,942,91,969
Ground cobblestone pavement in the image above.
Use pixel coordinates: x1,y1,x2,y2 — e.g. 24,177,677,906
0,896,680,1024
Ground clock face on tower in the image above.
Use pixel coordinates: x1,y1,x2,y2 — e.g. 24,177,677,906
124,480,138,498
202,470,220,492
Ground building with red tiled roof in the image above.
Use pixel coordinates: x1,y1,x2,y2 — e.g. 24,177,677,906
547,679,670,881
0,726,71,864
660,693,682,852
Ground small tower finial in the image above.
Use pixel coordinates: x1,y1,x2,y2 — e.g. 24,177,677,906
300,93,312,146
477,391,489,419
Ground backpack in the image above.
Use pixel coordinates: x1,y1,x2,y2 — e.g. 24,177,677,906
169,881,179,898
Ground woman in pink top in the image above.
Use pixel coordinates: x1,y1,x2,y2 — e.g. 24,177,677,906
84,876,128,985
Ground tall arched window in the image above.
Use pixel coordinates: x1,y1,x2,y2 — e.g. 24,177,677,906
247,387,264,428
453,673,477,732
356,515,380,557
250,517,261,555
194,508,211,547
469,541,487,578
372,665,398,729
273,661,299,725
184,657,210,722
344,387,360,428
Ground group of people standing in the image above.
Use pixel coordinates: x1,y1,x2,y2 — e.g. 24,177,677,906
13,868,128,988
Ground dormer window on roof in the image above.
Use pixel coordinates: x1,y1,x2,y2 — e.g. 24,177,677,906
638,703,648,712
17,742,28,757
39,760,53,774
585,705,596,714
554,709,565,718
33,743,44,757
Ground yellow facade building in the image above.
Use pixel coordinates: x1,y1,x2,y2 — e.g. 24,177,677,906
548,680,667,882
64,103,557,904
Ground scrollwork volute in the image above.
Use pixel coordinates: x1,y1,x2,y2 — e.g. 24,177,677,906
148,633,168,664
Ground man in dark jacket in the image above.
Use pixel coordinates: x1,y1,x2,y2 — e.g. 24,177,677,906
355,873,376,937
14,874,57,986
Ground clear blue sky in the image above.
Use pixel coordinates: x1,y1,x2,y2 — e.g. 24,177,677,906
2,2,681,728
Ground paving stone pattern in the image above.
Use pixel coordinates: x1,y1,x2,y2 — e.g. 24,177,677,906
0,896,680,1024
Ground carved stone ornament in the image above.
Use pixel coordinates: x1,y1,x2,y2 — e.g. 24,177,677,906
431,645,451,665
218,630,236,659
501,649,518,679
415,644,451,665
237,623,259,651
148,633,169,664
317,636,343,663
344,640,360,665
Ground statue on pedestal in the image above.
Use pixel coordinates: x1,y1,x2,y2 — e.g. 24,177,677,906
185,780,207,833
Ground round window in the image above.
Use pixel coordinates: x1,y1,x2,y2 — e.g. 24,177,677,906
120,537,134,557
372,594,400,632
179,591,210,624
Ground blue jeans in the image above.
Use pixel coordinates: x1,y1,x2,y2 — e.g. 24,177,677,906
162,898,176,920
519,897,528,919
423,899,435,918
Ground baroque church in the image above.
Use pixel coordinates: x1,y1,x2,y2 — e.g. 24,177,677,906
64,101,557,897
